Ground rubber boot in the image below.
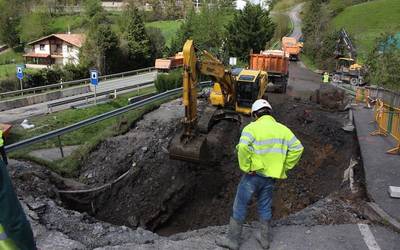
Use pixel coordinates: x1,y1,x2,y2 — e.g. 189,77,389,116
216,217,242,250
255,220,271,249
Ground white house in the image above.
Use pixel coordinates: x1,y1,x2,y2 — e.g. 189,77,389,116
23,33,86,69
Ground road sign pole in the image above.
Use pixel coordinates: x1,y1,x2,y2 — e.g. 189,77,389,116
94,85,97,105
19,79,23,96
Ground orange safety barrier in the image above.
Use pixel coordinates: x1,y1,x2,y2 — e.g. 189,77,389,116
371,99,389,136
355,87,370,104
387,107,400,155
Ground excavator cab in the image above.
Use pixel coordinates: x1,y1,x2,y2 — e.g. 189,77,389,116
336,58,355,73
235,70,267,115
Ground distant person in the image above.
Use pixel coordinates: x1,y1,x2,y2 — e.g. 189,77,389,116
0,160,37,249
0,128,8,165
323,72,330,84
216,99,304,250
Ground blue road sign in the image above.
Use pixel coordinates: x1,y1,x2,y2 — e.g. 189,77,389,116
90,70,98,86
16,65,24,80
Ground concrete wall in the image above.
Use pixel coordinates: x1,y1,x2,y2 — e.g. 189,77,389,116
0,85,91,111
62,44,80,65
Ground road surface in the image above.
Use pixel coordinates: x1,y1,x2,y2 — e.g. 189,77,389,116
0,71,157,123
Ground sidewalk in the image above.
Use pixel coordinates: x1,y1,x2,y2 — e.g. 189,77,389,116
353,105,400,225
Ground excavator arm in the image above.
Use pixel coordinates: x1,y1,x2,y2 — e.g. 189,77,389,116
169,40,237,162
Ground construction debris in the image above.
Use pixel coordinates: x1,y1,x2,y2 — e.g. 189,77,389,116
388,186,400,198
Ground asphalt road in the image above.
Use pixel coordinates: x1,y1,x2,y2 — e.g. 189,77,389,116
0,71,157,123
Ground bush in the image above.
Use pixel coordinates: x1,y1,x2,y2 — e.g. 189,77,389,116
154,69,183,93
0,78,18,92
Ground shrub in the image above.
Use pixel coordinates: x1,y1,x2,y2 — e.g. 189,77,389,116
154,69,183,93
0,78,18,92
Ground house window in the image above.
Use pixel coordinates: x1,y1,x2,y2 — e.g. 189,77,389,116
67,45,73,52
39,44,45,51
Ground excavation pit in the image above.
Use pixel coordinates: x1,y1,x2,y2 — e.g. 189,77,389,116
59,95,360,236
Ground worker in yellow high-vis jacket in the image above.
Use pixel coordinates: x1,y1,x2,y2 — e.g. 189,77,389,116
0,160,37,250
0,129,8,165
217,99,304,250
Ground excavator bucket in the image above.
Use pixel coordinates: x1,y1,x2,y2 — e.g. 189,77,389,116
169,131,208,163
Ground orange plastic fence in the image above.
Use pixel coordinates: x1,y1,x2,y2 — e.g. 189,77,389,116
370,99,400,154
371,99,389,136
355,87,370,103
387,107,400,155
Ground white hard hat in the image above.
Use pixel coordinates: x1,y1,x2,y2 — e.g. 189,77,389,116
251,99,272,113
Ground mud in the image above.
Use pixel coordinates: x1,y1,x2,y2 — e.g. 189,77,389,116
52,92,358,236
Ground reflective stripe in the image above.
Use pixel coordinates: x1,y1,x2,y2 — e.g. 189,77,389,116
241,132,254,142
254,148,286,155
287,136,298,147
239,139,250,145
290,144,304,150
0,232,7,240
253,138,288,146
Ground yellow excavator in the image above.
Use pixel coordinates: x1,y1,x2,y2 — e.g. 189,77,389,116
168,40,268,162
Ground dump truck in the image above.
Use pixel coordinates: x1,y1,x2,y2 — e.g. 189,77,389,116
249,50,289,93
0,123,12,137
154,52,184,71
282,36,302,61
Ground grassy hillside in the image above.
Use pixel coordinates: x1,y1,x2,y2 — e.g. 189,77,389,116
145,20,182,47
331,0,400,60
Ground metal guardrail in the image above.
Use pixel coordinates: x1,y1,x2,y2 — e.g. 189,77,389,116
0,67,155,99
47,81,154,111
5,81,212,153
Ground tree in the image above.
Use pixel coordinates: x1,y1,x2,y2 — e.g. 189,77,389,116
225,3,275,60
168,5,228,56
0,0,21,47
146,27,166,60
83,0,103,21
19,5,52,43
366,33,400,91
121,4,151,68
81,0,120,74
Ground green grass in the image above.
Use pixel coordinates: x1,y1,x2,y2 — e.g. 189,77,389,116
8,86,160,176
0,48,24,80
330,0,400,61
272,0,304,12
0,64,17,79
50,15,85,33
300,53,318,71
0,49,23,65
145,20,183,47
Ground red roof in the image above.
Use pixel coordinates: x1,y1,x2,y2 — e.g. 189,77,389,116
23,52,50,58
27,34,86,48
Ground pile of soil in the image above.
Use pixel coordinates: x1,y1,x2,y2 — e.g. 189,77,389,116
58,94,356,236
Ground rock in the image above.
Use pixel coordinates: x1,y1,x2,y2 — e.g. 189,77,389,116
37,231,85,250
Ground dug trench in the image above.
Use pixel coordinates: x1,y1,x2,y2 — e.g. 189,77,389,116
55,92,367,236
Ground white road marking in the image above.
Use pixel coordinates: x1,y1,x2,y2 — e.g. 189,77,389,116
358,224,381,250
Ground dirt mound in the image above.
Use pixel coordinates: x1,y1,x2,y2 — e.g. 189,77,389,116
310,85,350,111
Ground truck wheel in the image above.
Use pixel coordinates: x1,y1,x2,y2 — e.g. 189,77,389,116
282,84,287,93
350,78,359,86
332,74,340,83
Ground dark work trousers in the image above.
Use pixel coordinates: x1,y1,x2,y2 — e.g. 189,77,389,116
0,146,7,165
0,160,37,250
